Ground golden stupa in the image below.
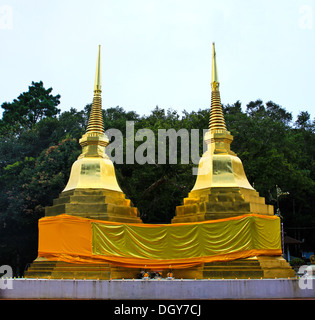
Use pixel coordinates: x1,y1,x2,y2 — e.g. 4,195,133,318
25,44,294,280
171,43,294,279
25,47,141,280
45,46,142,224
172,43,273,223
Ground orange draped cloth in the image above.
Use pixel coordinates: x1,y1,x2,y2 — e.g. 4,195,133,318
38,214,282,269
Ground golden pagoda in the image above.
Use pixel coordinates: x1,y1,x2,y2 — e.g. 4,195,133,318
172,43,274,223
171,43,294,279
25,44,294,281
25,46,142,280
45,46,142,224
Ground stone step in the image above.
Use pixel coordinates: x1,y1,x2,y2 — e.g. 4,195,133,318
51,272,110,280
45,203,108,215
204,212,248,220
205,201,251,213
27,265,111,272
203,258,264,278
26,262,57,268
54,195,105,205
53,195,130,206
203,270,264,279
172,212,205,223
204,266,262,271
24,262,112,280
205,259,261,267
24,271,53,278
106,214,142,223
183,198,200,205
62,189,126,198
46,203,138,216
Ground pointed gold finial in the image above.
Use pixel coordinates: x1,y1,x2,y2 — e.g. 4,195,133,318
212,42,219,90
94,45,101,92
86,45,104,134
79,46,109,159
209,42,226,132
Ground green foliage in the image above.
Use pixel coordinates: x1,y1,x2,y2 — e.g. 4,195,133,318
0,81,61,135
112,106,207,223
0,82,314,275
289,257,305,267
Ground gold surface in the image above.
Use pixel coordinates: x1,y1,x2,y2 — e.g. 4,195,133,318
172,43,273,223
45,189,141,223
211,43,219,90
203,256,295,279
63,158,123,193
94,45,102,93
46,46,142,223
25,256,294,279
24,259,112,280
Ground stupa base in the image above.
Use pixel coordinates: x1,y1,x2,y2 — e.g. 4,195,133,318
172,187,274,223
25,256,294,280
45,188,142,224
203,256,295,279
24,258,111,280
24,259,202,280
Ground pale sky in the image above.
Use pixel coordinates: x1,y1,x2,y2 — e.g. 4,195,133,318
0,0,314,121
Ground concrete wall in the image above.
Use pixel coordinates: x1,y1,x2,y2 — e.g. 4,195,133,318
0,278,314,299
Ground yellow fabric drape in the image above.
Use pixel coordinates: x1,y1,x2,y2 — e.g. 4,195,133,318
38,214,282,269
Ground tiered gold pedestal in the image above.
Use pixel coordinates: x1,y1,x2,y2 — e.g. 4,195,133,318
45,188,141,223
25,259,111,280
25,256,294,280
173,186,273,223
203,256,295,279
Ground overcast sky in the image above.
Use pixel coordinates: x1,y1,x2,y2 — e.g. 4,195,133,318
0,0,314,121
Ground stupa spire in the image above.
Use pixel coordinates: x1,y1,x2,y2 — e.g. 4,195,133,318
94,45,102,92
209,43,227,132
211,42,219,86
86,45,104,134
78,46,109,159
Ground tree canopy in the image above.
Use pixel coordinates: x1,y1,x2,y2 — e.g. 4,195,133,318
0,81,61,136
0,82,314,276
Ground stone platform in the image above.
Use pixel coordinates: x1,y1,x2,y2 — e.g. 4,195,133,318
24,256,295,280
0,278,314,300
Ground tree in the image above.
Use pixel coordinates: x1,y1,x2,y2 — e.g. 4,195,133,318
295,111,314,132
0,139,80,276
0,81,61,134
